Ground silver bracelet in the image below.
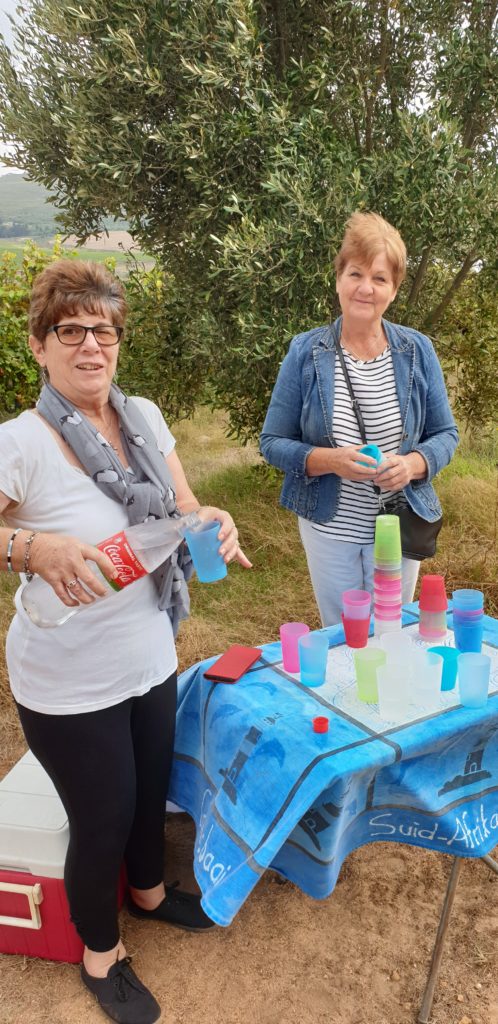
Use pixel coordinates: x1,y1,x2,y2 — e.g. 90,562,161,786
6,528,22,572
23,531,38,581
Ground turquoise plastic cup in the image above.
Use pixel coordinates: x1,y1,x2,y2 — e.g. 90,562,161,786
457,653,491,708
299,633,329,688
184,521,227,583
428,646,459,691
358,444,383,468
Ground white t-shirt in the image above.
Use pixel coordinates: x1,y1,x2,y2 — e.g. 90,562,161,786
0,398,178,715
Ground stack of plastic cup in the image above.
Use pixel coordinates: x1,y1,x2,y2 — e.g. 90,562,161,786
418,575,448,640
341,589,371,648
373,515,402,636
452,589,484,653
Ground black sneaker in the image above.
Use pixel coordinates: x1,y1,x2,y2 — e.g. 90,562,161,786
81,956,161,1024
126,881,215,932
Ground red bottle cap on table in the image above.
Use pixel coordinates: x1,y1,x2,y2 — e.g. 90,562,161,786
419,574,448,612
313,716,329,733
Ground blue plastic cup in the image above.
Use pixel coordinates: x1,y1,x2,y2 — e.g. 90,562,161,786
453,608,483,622
427,646,459,691
184,521,227,584
452,589,484,612
298,633,329,688
453,618,484,653
457,653,491,708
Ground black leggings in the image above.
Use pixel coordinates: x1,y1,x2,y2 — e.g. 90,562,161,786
16,673,177,952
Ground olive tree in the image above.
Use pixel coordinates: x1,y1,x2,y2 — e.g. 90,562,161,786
1,0,496,436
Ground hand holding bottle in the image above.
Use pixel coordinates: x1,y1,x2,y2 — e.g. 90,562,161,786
21,512,202,628
28,532,119,608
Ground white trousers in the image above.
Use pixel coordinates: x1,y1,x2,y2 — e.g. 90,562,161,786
298,517,420,627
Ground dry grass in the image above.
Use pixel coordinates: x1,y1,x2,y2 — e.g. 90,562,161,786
172,407,259,487
429,465,498,615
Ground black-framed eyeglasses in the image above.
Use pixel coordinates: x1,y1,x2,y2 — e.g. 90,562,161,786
48,323,124,347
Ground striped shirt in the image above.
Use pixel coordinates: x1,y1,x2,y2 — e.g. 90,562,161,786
315,345,403,544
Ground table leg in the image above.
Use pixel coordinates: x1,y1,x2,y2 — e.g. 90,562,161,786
482,853,498,876
417,856,463,1024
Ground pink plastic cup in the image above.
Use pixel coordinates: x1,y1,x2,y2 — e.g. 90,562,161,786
374,605,402,620
374,575,403,591
342,589,371,621
280,622,310,673
342,614,370,649
374,588,402,604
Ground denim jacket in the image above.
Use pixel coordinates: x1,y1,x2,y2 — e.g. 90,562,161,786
260,317,459,524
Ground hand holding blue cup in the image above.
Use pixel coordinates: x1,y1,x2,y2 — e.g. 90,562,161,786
184,521,227,583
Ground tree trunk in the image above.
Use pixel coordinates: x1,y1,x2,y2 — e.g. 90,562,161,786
269,0,287,79
406,245,432,309
423,251,479,329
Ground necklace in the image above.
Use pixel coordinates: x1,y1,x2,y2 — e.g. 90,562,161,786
89,408,121,453
340,330,387,362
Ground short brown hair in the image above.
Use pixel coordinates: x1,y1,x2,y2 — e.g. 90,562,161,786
335,212,407,289
29,259,127,340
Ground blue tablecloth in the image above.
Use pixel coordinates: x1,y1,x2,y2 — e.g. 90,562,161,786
169,604,498,926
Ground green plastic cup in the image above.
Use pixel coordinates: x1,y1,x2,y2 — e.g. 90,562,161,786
374,515,402,563
353,647,387,703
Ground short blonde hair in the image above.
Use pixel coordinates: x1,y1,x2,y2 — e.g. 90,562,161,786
335,212,407,289
29,259,127,340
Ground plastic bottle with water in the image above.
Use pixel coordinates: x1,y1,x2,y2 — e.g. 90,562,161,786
20,511,202,628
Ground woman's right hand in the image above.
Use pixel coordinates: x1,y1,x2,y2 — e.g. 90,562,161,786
28,533,119,607
328,445,379,481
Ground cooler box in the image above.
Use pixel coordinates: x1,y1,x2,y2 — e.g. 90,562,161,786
0,749,83,962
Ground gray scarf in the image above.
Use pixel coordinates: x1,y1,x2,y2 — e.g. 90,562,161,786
37,381,193,636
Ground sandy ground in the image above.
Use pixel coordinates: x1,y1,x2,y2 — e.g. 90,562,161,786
1,805,497,1024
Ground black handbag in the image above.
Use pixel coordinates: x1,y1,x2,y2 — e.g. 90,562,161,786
335,341,443,561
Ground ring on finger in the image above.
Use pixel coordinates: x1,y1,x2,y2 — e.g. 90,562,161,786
65,578,79,590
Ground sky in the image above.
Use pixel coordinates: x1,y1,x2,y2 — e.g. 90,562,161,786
0,0,22,174
0,0,17,49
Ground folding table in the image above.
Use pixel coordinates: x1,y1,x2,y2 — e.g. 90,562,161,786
170,604,498,1019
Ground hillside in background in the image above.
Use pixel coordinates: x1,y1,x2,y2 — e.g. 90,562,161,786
0,173,128,240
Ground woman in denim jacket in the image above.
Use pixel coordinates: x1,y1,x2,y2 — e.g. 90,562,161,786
260,212,458,625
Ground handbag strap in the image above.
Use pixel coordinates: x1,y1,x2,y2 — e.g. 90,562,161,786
334,339,381,497
335,339,368,444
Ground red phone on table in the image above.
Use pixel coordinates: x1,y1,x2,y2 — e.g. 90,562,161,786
204,644,262,683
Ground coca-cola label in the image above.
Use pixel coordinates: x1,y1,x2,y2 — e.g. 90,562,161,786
97,531,147,590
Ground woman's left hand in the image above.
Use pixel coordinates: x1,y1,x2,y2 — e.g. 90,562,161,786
375,453,419,491
198,506,253,568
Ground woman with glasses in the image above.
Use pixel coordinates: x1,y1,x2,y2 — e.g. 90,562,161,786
0,260,251,1024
